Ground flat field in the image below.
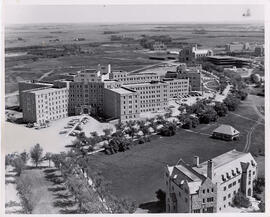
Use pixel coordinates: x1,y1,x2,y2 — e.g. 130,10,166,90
5,23,264,94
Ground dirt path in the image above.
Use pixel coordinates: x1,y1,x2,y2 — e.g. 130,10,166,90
21,168,78,214
243,118,262,153
37,69,54,81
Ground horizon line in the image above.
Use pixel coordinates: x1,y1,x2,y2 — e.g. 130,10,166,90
5,20,265,26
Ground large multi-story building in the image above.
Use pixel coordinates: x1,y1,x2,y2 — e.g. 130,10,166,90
123,81,169,113
165,63,202,91
165,149,257,213
163,78,189,98
103,87,140,122
18,80,54,109
20,64,193,124
109,71,161,84
21,86,69,125
179,44,213,63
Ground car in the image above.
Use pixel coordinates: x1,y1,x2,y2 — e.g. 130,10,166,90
26,123,34,128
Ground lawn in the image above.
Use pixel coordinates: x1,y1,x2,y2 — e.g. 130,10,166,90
86,98,264,206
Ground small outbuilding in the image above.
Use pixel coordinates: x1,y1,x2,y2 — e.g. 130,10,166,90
212,124,240,141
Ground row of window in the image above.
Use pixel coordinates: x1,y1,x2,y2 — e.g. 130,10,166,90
202,188,214,194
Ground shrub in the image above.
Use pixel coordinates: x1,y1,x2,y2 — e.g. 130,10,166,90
224,95,240,111
258,201,265,212
159,123,176,136
182,118,192,129
253,178,265,194
198,107,218,124
16,175,34,213
233,192,251,208
13,157,26,176
214,102,228,117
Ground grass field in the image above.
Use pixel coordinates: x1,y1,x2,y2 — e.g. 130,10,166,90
86,96,264,206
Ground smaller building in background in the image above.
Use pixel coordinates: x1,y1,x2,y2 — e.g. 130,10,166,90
212,125,240,141
151,41,167,51
179,44,213,63
206,56,251,67
165,63,202,91
225,42,250,52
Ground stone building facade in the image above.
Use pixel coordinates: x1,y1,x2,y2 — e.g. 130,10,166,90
165,150,257,213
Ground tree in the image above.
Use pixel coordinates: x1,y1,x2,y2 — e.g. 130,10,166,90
45,152,52,167
30,143,43,168
198,107,218,124
224,95,240,111
103,128,112,137
20,151,29,164
13,157,26,176
155,189,166,211
233,192,251,208
214,102,228,117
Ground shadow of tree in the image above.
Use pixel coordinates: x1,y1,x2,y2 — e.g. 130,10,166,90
59,208,79,214
5,173,16,178
53,192,73,200
48,186,66,192
43,168,58,174
139,201,164,213
53,199,76,208
5,180,16,184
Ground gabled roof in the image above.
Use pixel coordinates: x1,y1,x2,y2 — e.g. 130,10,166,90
213,124,239,136
192,149,256,183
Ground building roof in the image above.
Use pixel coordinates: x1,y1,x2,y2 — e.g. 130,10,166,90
192,149,256,183
168,149,257,193
213,124,239,136
110,87,135,95
25,87,67,94
194,49,211,54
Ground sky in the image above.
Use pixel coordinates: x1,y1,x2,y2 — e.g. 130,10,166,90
5,4,264,25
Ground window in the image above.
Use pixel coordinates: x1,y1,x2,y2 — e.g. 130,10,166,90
203,199,205,203
228,194,231,198
207,197,214,202
224,186,226,191
193,209,200,213
207,189,209,193
203,189,205,194
223,196,226,201
212,188,214,192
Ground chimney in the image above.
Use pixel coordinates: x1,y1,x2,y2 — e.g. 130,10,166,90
107,64,111,74
97,64,101,72
193,156,199,167
207,160,213,180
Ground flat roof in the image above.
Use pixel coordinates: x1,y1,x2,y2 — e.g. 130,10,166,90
25,87,67,94
110,87,135,95
207,55,251,61
123,81,166,87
